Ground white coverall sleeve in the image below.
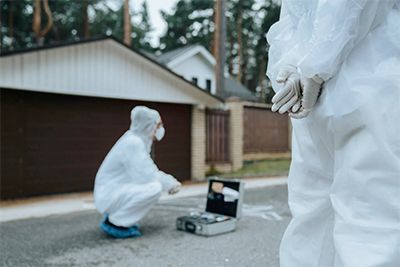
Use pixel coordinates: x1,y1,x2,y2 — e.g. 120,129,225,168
121,140,180,193
267,0,391,87
296,0,383,81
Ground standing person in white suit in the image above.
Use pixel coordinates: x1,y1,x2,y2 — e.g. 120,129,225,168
266,0,400,266
94,106,181,238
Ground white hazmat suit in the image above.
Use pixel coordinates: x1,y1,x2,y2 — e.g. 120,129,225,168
94,106,181,228
267,0,400,266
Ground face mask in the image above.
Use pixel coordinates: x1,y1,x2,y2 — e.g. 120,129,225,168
155,126,165,141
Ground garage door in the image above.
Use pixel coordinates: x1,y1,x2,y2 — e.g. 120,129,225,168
0,89,191,199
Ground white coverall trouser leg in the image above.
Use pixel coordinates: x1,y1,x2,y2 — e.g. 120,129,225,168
107,181,163,227
280,61,400,267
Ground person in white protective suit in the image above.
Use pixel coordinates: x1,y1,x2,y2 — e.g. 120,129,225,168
94,106,181,238
266,0,400,266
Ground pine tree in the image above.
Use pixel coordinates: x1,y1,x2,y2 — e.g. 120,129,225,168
249,1,280,102
133,1,154,52
32,0,53,46
159,0,214,52
123,0,131,46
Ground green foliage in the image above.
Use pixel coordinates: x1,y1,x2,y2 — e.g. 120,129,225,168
159,0,215,52
1,0,35,50
0,0,154,52
132,1,153,52
158,0,281,102
221,158,290,178
205,164,222,177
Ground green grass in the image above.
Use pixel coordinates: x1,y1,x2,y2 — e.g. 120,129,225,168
221,158,291,178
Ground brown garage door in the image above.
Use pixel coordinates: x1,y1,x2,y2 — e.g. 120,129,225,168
0,88,191,199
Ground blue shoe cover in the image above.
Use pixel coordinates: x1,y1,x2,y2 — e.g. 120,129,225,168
99,216,142,238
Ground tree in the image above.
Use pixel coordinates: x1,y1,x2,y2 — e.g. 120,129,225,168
82,0,90,38
158,0,280,103
214,0,226,97
235,0,243,82
249,1,280,102
123,0,131,46
226,0,257,86
132,1,154,52
0,0,136,51
32,0,53,46
1,1,34,50
159,0,214,52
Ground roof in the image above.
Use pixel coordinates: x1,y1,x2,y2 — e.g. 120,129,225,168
139,49,159,61
0,35,223,106
223,78,258,102
158,44,216,68
158,44,201,65
157,45,258,102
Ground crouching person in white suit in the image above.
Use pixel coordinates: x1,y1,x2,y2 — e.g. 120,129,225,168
94,106,181,238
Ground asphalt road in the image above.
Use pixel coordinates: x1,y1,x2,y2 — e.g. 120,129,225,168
0,185,290,267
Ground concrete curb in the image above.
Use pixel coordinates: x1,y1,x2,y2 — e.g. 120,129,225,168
0,176,287,222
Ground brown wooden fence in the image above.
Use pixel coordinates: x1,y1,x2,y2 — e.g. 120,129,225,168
243,106,289,154
206,109,230,163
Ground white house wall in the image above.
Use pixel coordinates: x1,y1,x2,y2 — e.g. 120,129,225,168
0,39,221,107
169,53,216,95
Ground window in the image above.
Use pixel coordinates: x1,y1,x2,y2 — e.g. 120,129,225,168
192,77,198,85
206,79,212,92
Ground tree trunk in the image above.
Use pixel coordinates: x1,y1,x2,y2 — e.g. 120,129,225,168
32,0,53,46
236,1,243,83
83,0,90,38
32,0,41,40
123,0,132,46
211,5,216,56
241,56,247,85
8,0,14,46
258,57,267,101
228,32,234,75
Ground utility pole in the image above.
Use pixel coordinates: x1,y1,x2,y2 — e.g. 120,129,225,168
214,0,226,97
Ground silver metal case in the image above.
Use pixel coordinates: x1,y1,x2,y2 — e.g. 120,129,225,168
176,177,244,236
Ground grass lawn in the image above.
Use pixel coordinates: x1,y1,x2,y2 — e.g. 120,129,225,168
219,158,291,178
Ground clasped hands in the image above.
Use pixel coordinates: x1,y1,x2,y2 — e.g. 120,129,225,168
271,65,324,119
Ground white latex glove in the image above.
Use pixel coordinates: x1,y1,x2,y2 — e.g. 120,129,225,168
168,182,181,195
271,66,302,114
290,75,324,119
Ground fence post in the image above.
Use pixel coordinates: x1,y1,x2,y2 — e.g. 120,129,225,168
191,105,206,181
226,99,244,171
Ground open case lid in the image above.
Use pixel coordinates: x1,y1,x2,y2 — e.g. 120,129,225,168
205,177,244,218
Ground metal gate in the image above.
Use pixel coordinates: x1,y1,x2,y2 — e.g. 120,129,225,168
206,109,230,163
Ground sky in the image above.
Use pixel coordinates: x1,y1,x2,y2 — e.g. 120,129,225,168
107,0,178,46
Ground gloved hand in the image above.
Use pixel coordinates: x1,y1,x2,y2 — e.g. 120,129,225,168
271,65,302,114
168,182,181,195
290,75,324,119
